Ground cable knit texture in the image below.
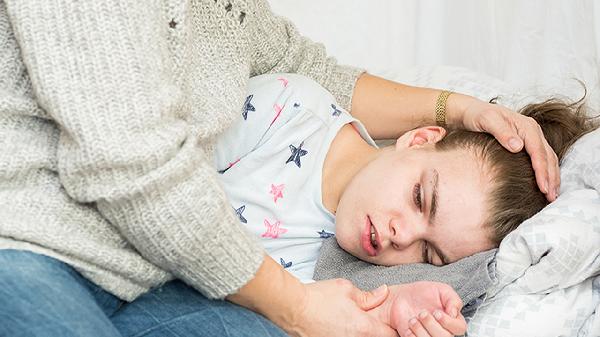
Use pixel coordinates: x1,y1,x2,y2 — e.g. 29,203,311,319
0,0,364,300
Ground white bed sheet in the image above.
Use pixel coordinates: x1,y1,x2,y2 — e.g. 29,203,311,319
269,0,600,112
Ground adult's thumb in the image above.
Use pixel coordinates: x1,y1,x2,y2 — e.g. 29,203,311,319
354,284,389,311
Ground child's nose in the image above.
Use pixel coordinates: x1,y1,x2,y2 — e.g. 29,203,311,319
388,218,426,248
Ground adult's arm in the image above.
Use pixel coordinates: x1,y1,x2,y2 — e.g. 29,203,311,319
4,0,262,299
350,73,560,201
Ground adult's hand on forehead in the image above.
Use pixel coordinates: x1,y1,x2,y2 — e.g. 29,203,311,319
459,98,560,201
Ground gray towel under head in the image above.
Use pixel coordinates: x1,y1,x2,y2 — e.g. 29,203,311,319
313,237,497,316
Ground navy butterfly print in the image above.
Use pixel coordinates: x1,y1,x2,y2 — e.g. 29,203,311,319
242,95,256,120
318,229,335,239
331,104,342,117
293,102,301,108
280,258,293,269
286,141,308,168
233,205,247,224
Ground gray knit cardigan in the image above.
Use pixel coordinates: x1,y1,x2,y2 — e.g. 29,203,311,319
0,0,363,301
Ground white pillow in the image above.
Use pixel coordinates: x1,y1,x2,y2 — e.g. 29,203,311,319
467,129,600,337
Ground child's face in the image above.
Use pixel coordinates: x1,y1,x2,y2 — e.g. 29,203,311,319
334,129,495,266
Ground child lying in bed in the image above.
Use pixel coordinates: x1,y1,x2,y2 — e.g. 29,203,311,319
213,73,597,337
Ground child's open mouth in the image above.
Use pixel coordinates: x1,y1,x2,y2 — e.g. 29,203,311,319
370,221,379,250
362,215,380,256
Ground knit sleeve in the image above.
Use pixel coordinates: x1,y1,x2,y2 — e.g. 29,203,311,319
247,0,365,112
4,1,264,299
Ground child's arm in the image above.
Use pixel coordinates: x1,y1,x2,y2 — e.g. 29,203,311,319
368,281,467,337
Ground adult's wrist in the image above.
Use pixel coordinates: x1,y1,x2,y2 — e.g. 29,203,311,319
226,255,306,335
444,92,475,129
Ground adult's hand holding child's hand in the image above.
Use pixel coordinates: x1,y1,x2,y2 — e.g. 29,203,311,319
368,281,467,337
229,257,399,337
291,279,399,337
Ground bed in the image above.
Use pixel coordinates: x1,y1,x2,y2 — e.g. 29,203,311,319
268,1,600,336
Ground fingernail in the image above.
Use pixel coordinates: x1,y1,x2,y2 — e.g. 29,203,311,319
544,180,549,194
434,310,442,320
555,188,560,199
419,311,428,319
450,308,458,318
410,318,417,326
509,138,521,151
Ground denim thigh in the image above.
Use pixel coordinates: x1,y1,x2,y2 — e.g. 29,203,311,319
0,249,123,337
112,280,289,337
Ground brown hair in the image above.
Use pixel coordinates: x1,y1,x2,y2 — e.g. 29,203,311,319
436,97,598,245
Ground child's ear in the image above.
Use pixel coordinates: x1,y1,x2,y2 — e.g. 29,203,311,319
395,126,447,150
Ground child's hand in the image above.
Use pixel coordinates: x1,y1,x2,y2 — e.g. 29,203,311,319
404,308,466,337
367,281,467,337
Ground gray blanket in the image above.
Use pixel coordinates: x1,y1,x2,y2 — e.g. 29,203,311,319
313,238,497,316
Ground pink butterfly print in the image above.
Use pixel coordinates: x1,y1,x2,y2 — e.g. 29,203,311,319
277,77,289,87
270,183,285,203
261,219,288,238
270,104,284,126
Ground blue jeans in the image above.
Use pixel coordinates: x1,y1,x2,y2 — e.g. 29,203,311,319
0,249,288,337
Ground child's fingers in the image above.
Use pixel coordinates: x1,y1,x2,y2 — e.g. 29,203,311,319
405,314,431,337
432,309,467,335
415,310,453,337
441,294,463,318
